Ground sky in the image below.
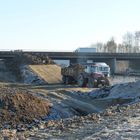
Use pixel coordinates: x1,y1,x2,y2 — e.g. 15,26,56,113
0,0,139,51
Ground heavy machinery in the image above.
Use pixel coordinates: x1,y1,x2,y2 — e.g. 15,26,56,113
61,63,110,88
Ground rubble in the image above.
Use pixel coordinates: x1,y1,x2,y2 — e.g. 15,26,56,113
24,101,140,140
0,78,140,139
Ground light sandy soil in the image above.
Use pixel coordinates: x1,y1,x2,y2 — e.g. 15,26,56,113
29,65,62,84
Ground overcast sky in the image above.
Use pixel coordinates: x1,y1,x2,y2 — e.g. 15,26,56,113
0,0,139,51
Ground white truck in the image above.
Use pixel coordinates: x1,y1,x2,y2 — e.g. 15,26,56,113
75,47,97,53
93,62,110,77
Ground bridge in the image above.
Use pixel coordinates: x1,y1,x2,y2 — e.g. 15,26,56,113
1,51,140,74
30,52,140,60
1,51,140,59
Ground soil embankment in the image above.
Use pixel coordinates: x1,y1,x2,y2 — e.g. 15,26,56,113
0,86,50,129
29,64,62,84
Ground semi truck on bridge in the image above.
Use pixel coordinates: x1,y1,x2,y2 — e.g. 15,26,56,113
75,47,97,53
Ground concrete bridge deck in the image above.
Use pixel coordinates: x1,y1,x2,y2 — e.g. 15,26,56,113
28,52,140,60
0,51,140,60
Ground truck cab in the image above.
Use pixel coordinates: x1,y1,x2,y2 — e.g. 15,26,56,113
84,63,110,77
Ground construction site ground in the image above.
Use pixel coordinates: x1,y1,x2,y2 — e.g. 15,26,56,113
0,61,140,139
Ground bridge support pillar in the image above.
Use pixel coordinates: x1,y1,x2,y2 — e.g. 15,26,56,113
111,58,116,75
129,60,140,70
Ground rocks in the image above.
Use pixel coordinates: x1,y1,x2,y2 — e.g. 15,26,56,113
16,124,26,132
1,129,17,139
37,122,46,129
29,101,140,139
102,110,113,116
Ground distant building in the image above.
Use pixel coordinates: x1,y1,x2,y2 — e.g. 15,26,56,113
75,47,97,53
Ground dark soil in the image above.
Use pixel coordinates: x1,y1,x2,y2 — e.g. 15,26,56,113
0,87,50,128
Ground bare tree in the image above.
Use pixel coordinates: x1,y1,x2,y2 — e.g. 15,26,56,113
134,31,140,52
118,44,125,53
122,32,134,53
105,37,117,53
95,42,104,52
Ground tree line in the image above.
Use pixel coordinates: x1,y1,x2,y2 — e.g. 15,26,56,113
94,31,140,53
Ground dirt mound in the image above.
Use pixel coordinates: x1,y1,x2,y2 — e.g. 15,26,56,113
29,64,62,84
0,87,50,128
22,53,55,65
4,52,55,82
